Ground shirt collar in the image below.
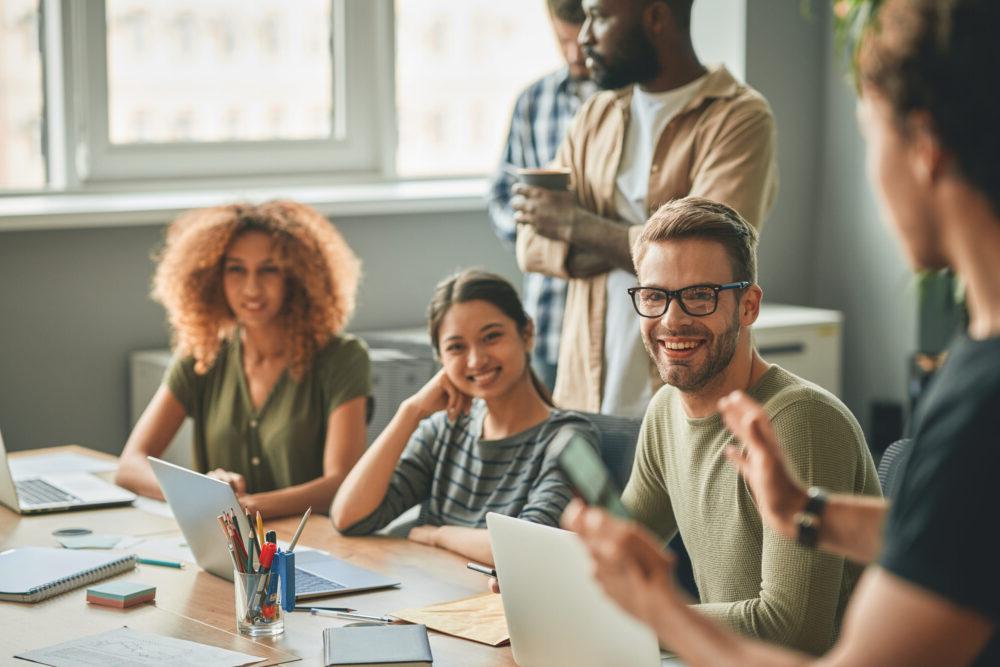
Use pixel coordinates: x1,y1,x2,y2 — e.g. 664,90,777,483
611,64,741,113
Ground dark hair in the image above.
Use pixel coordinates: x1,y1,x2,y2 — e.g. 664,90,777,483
858,0,1000,216
428,269,554,407
633,197,758,283
547,0,585,24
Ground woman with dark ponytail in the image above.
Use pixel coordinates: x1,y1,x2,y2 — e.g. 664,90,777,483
331,269,598,564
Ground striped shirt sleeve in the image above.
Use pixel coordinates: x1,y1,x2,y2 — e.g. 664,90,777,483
338,414,442,536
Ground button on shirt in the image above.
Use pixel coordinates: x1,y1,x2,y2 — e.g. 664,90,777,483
166,334,371,493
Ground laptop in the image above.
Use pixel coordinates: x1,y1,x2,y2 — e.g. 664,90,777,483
148,457,400,598
0,429,136,514
488,512,670,667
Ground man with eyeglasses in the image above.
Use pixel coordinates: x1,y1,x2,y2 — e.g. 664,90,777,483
618,197,880,654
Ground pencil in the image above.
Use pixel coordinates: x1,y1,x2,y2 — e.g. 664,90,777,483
256,510,265,547
288,506,312,552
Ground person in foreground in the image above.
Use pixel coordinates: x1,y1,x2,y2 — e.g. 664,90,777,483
331,270,598,565
116,200,370,518
565,0,999,664
621,197,880,654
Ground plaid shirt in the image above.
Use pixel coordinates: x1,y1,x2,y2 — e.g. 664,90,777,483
488,68,596,366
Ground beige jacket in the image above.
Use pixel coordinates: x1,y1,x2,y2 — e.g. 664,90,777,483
516,65,778,412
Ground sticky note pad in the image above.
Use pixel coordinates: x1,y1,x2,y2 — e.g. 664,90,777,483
86,581,156,608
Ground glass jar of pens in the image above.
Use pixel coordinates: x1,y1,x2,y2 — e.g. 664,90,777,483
219,508,305,637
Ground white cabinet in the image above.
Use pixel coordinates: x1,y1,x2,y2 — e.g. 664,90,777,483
754,304,843,396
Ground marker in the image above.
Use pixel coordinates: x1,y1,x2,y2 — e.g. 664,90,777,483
136,557,184,569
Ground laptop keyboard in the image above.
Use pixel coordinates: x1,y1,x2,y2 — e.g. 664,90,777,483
295,568,346,594
16,478,79,506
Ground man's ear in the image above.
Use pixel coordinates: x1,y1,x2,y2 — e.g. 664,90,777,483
740,284,763,327
643,0,672,38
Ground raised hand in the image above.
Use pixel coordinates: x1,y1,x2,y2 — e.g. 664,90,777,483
718,390,807,539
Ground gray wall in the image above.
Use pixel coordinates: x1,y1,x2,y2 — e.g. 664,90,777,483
0,211,518,454
0,1,916,454
744,1,825,307
811,13,916,431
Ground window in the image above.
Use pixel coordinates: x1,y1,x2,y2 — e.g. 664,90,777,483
0,0,45,190
104,0,333,144
394,0,563,178
1,0,565,193
64,0,388,185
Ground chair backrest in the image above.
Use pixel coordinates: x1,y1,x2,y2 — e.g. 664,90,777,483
877,438,914,499
577,412,642,490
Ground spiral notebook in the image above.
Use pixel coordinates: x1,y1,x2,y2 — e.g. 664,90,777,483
0,547,136,603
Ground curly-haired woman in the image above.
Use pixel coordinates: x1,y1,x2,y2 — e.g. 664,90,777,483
116,200,369,518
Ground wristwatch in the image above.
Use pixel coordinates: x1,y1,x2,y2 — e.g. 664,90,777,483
793,487,828,549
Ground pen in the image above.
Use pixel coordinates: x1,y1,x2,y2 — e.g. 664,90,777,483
136,557,184,569
310,609,395,624
467,562,497,578
293,605,356,613
287,506,312,552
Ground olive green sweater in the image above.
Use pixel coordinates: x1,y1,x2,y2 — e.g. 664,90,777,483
622,365,880,655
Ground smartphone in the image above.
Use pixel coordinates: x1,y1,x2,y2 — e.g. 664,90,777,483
555,431,631,519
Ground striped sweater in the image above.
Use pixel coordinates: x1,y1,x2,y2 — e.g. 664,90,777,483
341,400,598,534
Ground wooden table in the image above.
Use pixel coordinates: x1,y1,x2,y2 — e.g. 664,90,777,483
1,447,515,666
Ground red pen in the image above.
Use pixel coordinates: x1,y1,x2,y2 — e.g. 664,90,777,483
259,542,278,571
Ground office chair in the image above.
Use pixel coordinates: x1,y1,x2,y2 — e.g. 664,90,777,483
877,438,914,500
580,411,700,601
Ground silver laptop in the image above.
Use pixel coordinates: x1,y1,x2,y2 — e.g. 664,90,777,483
148,457,400,598
0,429,136,514
488,512,670,667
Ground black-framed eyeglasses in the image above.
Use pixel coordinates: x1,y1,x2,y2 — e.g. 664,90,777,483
627,281,751,318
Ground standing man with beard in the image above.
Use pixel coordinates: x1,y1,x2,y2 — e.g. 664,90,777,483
489,0,597,391
612,197,879,654
513,0,777,417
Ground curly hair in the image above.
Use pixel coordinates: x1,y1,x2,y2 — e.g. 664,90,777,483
152,200,361,380
858,0,1000,216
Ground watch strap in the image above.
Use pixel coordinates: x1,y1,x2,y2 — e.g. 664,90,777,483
794,487,828,549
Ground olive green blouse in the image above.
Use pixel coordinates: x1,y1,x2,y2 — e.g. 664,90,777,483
166,334,371,493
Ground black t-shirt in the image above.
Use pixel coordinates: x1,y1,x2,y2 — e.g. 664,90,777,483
880,334,1000,665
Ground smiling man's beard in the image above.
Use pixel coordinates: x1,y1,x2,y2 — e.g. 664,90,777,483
643,307,741,393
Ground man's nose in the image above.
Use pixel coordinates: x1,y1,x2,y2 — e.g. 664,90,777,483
661,297,690,327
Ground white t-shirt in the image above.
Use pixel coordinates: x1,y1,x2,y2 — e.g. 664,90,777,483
601,76,706,417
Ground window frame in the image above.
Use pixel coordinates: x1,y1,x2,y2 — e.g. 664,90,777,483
55,0,396,188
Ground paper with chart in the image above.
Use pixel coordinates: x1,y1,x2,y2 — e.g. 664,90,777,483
15,626,264,667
